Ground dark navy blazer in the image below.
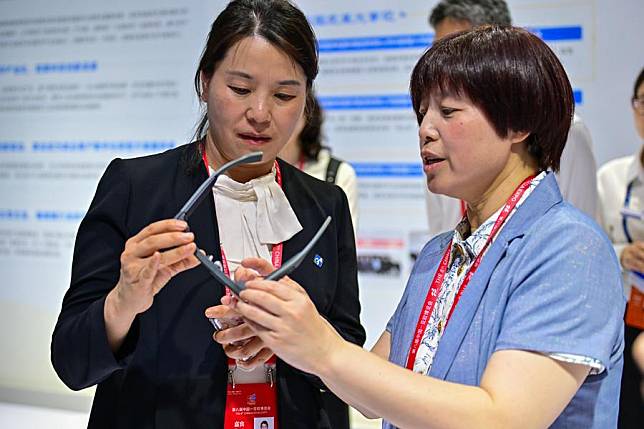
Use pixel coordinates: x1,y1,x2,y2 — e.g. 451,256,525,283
51,142,365,428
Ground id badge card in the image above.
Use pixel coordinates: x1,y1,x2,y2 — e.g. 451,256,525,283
224,359,278,429
625,271,644,330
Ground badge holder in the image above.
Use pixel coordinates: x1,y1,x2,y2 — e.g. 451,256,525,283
224,356,279,429
626,270,644,330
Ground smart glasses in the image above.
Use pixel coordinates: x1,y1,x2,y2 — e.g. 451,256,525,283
174,151,331,296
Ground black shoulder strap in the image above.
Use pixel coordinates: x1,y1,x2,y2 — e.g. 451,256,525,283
325,156,342,184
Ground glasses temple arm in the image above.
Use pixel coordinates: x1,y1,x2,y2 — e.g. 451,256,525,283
194,251,246,296
265,216,332,281
174,151,263,220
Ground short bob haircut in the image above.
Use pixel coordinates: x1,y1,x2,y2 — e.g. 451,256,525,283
410,25,574,172
193,0,318,141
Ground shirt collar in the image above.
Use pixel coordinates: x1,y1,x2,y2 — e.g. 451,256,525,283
627,147,644,184
451,171,547,259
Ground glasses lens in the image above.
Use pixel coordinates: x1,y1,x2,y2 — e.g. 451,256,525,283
633,98,644,112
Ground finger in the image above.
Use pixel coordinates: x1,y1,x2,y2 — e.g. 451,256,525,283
237,287,294,318
161,248,200,276
205,304,237,320
146,251,198,296
244,317,271,334
240,336,273,362
623,249,644,271
279,275,307,295
222,337,264,361
130,219,188,244
625,244,644,266
131,232,195,258
151,265,174,295
240,257,276,276
237,337,269,360
632,248,644,264
140,251,160,280
235,297,282,332
214,322,255,344
162,245,198,270
236,347,274,370
234,266,262,284
222,341,267,365
222,343,244,360
622,255,635,272
244,278,303,302
630,258,644,273
624,258,642,273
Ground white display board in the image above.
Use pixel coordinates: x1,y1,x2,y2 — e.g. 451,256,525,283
0,0,642,410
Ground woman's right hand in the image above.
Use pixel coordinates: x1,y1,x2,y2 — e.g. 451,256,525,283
104,219,199,351
621,241,644,273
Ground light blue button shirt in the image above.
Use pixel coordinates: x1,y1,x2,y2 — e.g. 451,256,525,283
384,173,624,429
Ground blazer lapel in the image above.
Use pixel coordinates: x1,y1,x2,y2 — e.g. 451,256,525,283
276,159,320,263
429,173,563,379
276,159,337,310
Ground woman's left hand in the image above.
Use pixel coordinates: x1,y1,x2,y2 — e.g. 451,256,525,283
206,296,274,371
232,257,344,375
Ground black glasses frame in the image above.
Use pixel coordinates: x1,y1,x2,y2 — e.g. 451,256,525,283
174,151,331,296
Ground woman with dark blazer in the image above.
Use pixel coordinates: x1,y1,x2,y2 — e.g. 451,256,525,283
50,1,365,428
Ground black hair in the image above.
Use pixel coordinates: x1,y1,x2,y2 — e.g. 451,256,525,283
429,0,512,28
182,0,318,174
410,26,574,171
633,67,644,100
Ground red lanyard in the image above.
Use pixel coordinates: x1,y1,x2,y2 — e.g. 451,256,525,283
405,175,535,370
201,145,284,295
297,153,306,171
459,200,467,217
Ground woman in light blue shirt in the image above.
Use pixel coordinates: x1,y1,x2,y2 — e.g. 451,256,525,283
219,26,624,428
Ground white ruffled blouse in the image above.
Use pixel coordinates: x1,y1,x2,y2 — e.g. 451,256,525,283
211,166,303,279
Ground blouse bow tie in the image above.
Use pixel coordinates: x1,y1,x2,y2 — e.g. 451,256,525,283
212,170,302,246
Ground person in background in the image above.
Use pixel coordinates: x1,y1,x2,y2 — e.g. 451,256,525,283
224,26,624,428
50,1,364,428
430,0,511,37
597,67,644,428
425,0,599,237
279,94,359,229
